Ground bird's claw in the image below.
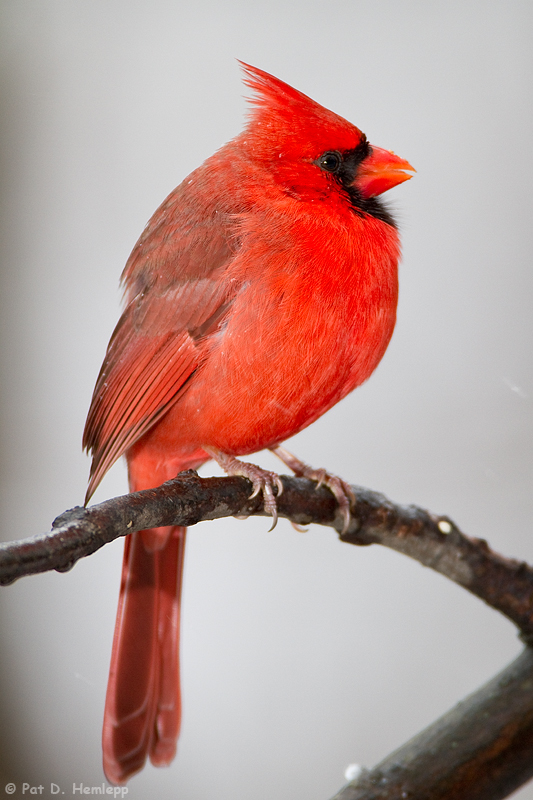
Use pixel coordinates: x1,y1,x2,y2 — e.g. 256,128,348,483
315,473,354,535
271,445,355,534
247,466,283,529
204,447,283,530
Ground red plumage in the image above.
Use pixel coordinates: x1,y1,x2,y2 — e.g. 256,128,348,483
83,63,413,784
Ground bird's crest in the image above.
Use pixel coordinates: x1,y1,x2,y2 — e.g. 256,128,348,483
237,61,364,159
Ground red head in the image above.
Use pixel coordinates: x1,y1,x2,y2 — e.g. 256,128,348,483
238,62,414,214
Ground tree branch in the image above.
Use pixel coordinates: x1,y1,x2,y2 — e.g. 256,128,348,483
330,645,533,800
1,470,532,639
2,470,533,798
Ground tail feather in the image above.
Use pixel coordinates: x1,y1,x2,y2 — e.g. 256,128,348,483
102,526,186,785
150,528,186,765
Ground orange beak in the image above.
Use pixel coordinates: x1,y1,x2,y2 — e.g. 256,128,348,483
356,145,415,198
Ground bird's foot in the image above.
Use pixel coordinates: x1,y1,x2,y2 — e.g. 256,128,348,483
271,445,355,534
204,446,284,530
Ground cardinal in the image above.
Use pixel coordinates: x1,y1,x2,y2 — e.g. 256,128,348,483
83,63,413,785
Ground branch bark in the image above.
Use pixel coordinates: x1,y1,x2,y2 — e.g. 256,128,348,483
1,471,533,638
1,470,533,798
330,646,533,800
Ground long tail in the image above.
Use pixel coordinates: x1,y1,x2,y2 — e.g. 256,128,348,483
102,525,186,785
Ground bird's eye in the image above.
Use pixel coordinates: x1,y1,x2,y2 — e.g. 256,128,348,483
317,151,342,173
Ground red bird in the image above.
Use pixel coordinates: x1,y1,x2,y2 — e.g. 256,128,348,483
83,63,413,785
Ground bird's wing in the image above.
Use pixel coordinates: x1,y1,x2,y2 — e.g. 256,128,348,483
83,186,239,501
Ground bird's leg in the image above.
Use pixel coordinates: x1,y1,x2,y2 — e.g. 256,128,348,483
270,445,355,534
204,446,284,530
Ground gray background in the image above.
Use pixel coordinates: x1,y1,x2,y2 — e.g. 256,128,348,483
1,1,532,798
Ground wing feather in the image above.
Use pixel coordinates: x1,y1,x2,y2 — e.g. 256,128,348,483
84,329,199,501
83,176,241,501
